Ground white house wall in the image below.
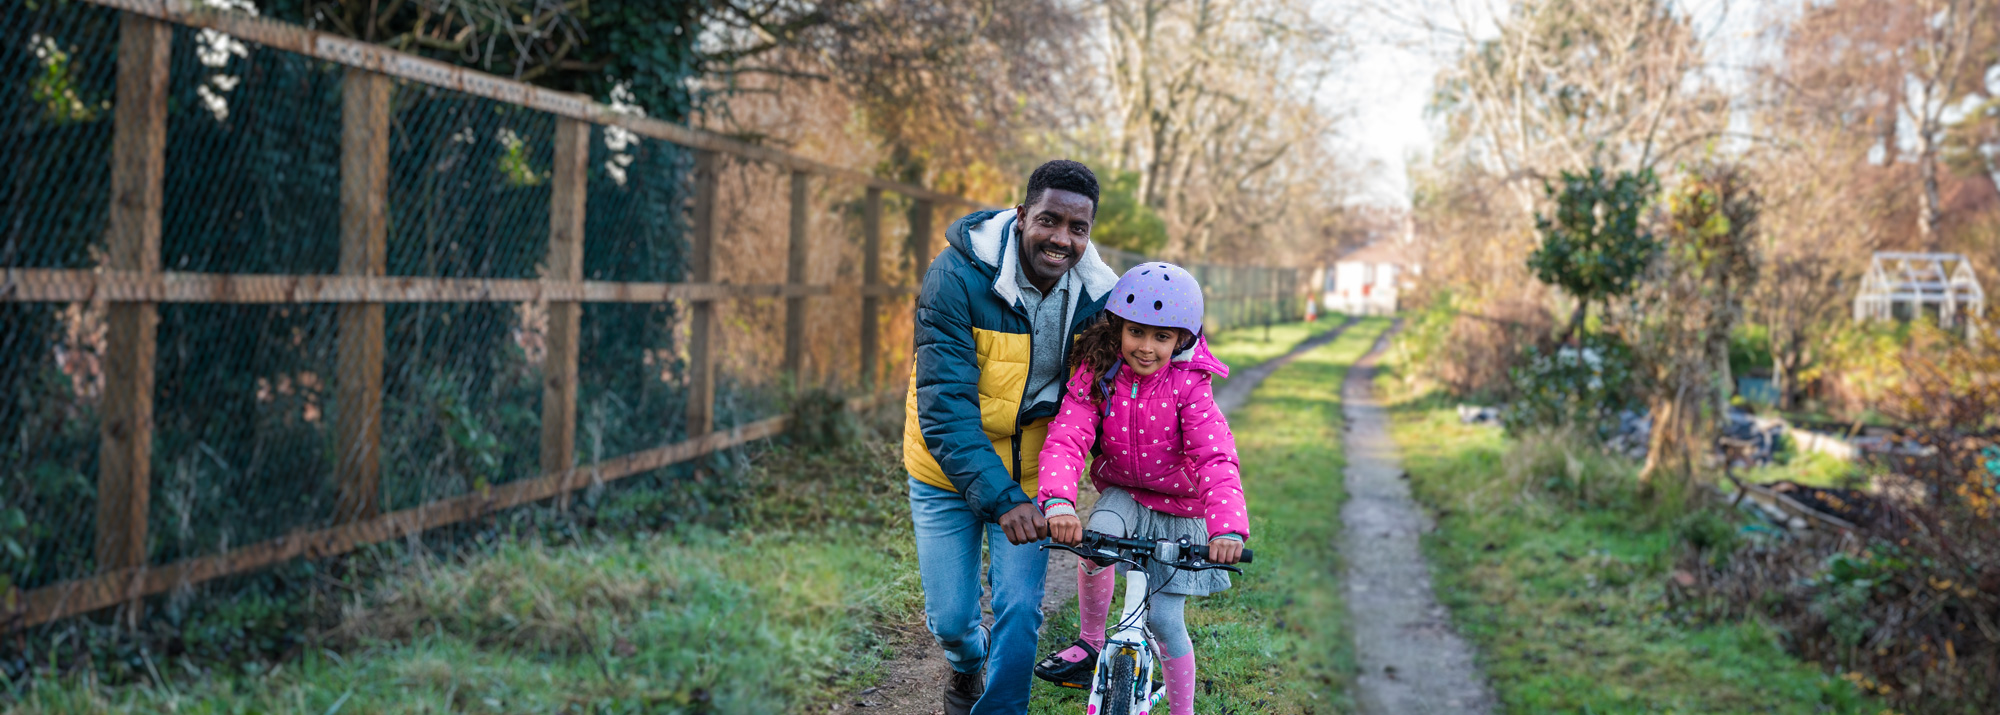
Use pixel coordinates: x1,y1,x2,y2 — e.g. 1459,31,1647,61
1325,260,1401,316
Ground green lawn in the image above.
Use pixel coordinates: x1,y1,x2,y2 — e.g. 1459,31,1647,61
1382,397,1885,714
1029,317,1391,715
13,442,923,714
1205,317,1348,373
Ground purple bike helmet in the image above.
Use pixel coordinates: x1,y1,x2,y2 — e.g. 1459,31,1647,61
1106,262,1205,347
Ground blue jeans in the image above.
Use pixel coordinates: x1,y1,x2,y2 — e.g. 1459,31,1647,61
908,476,1048,715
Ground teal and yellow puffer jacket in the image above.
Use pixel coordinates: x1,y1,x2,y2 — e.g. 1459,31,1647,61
903,207,1119,522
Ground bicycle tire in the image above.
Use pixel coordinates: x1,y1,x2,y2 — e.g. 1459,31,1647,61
1101,649,1139,715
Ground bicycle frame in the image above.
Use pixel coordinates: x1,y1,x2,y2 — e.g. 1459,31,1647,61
1042,532,1248,715
1086,567,1163,715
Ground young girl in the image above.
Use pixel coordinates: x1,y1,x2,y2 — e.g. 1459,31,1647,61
1031,262,1247,715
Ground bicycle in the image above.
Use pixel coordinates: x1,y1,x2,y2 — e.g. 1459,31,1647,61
1041,530,1254,715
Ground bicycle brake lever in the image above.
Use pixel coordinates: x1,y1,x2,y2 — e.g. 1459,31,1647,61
1182,562,1243,574
1039,542,1088,556
1041,542,1132,568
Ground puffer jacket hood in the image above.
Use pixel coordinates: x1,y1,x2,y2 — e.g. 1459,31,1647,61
1170,334,1230,379
902,208,1120,523
943,207,1121,308
1035,336,1249,540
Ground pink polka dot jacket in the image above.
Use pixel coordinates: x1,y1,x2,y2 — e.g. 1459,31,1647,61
1035,335,1249,540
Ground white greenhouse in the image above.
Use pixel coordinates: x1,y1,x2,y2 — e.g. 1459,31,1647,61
1851,252,1985,329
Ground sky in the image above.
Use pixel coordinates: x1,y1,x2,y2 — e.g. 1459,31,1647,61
1322,0,1775,209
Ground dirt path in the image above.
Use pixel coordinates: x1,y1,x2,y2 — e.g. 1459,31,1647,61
1339,326,1496,714
836,321,1358,714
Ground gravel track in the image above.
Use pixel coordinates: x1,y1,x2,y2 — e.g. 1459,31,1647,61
1339,325,1496,714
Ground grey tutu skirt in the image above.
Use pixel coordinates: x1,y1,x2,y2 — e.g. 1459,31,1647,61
1086,487,1232,596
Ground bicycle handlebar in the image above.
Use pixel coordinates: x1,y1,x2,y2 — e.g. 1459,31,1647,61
1040,530,1254,573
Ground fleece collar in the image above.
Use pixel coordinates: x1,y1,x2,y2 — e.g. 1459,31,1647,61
1170,335,1230,379
962,208,1120,308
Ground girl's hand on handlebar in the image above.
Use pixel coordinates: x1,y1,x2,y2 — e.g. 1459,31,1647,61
1206,537,1243,565
1048,515,1083,545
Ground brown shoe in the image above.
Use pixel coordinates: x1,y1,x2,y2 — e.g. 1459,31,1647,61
943,667,984,715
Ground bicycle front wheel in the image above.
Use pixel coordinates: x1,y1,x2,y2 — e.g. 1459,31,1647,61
1100,649,1139,715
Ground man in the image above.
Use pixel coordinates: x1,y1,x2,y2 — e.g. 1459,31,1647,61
902,160,1119,715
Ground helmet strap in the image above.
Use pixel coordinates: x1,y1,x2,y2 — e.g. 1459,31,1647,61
1173,328,1201,357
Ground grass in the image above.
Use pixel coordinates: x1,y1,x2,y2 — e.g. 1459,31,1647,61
1738,442,1868,490
1205,317,1348,373
13,317,1383,714
11,439,922,714
1028,316,1392,715
1382,395,1886,714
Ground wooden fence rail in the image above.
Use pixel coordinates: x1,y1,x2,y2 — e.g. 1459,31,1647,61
2,2,967,633
4,0,1310,633
0,270,918,304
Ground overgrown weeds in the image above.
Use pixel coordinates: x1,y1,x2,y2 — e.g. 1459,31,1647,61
1391,291,1551,400
7,399,918,712
1687,340,2000,713
1388,397,1883,713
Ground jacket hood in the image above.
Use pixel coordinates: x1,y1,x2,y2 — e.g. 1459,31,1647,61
945,208,1120,307
1170,335,1229,379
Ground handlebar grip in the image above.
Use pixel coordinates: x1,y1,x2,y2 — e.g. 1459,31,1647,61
1189,543,1253,564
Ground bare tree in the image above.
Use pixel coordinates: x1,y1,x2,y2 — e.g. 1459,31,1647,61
1739,125,1877,411
694,1,1090,199
1424,0,1724,219
1757,252,1848,410
1775,0,1996,246
1772,0,1914,168
693,0,1358,265
1905,0,1995,245
1097,0,1352,262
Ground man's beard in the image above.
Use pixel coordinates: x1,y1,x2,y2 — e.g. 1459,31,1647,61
1019,223,1077,281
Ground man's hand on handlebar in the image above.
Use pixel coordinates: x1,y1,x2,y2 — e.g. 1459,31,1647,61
999,503,1050,545
1048,514,1083,545
1206,537,1244,565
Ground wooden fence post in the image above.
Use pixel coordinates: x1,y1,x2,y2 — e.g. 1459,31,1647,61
907,199,934,282
98,15,170,599
334,68,390,524
903,199,935,384
783,171,809,379
685,151,719,438
859,187,882,389
543,118,588,506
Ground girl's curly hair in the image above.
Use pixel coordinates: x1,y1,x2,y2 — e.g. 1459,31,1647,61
1067,313,1191,405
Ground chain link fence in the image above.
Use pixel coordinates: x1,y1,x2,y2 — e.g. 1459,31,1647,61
1,0,1311,634
1098,246,1310,333
5,0,132,598
0,1,939,632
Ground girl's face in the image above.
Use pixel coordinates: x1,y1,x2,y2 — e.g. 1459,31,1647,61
1120,321,1182,377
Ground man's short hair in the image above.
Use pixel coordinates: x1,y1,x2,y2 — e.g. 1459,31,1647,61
1022,159,1100,215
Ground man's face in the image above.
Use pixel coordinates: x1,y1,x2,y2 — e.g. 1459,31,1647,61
1016,189,1093,288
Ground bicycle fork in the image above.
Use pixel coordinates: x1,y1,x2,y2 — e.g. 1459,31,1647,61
1086,570,1168,714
